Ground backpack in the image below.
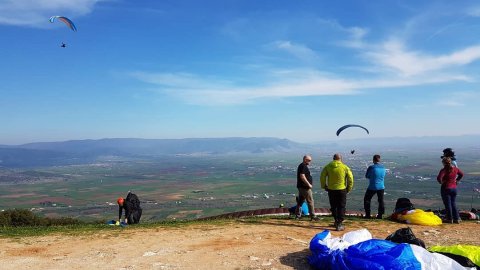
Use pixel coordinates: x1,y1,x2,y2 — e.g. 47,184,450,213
385,227,426,248
126,192,141,210
394,198,414,213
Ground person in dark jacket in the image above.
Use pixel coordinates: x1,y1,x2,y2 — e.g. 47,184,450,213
117,192,142,224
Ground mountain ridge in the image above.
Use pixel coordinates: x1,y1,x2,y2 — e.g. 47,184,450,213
1,135,478,168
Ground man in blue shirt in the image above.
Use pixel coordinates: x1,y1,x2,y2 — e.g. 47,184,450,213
364,154,386,219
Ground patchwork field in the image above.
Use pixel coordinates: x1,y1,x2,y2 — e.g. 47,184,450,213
0,149,479,222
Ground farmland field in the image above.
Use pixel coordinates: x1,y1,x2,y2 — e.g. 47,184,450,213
1,148,479,222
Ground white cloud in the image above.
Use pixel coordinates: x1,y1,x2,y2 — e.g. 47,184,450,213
338,26,369,49
436,91,479,107
269,40,319,62
366,39,480,76
132,11,480,106
131,71,359,105
467,6,480,17
0,0,104,27
130,69,470,106
437,100,464,107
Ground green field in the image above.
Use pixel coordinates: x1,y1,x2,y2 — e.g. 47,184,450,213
1,150,479,222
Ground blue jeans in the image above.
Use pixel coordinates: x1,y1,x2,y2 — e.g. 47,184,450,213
441,188,459,221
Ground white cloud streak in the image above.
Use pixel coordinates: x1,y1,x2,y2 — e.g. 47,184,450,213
467,6,480,17
338,26,369,49
130,69,470,106
0,0,104,27
366,40,480,77
131,10,480,106
269,40,319,62
131,26,479,106
436,91,479,107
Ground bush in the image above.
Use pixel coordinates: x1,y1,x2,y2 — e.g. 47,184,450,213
0,209,80,227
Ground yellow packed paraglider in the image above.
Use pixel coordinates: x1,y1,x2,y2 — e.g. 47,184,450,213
396,209,443,225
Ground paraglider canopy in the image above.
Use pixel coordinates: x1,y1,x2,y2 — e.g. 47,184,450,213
49,16,77,32
336,124,369,136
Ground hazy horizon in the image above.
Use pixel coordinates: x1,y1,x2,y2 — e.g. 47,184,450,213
0,133,479,147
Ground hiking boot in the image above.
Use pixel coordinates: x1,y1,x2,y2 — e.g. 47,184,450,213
364,215,372,219
310,215,320,221
453,220,461,224
336,223,345,231
294,215,301,220
376,214,383,219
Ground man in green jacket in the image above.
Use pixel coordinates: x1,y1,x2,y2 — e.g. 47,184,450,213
320,153,354,231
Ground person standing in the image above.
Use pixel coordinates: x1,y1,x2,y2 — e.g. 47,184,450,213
364,154,386,219
295,155,318,221
441,148,458,167
320,153,354,231
437,157,464,224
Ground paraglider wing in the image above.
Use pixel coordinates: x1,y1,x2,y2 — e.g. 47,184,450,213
336,124,369,136
49,16,77,32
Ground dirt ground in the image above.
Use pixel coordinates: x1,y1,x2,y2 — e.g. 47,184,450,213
0,218,479,270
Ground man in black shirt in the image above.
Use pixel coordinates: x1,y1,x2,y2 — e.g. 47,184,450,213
295,155,318,221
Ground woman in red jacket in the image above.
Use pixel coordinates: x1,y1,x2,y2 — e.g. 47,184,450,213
437,157,464,223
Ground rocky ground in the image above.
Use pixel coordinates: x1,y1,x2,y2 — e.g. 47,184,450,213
0,217,479,270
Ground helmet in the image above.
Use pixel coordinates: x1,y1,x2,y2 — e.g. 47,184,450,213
117,197,124,205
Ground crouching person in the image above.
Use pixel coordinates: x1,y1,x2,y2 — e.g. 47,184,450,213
117,192,142,224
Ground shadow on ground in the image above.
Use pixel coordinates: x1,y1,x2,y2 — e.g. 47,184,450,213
279,249,312,269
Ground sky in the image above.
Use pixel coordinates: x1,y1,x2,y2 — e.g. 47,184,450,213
1,0,480,145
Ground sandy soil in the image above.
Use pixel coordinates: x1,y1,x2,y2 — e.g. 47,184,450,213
0,218,479,270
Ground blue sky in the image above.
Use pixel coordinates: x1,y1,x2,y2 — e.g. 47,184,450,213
1,0,480,144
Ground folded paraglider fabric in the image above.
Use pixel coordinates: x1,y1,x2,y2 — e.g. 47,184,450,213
394,209,442,226
309,229,474,270
429,245,480,268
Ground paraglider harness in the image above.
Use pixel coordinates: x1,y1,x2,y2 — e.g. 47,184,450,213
391,197,415,221
120,192,142,224
394,198,415,213
385,227,425,248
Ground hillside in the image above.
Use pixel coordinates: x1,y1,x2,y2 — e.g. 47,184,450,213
1,218,479,270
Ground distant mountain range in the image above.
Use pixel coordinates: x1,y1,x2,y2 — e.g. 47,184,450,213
0,137,307,168
0,135,478,168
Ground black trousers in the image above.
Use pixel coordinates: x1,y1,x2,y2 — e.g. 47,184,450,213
363,189,385,217
127,208,143,224
328,189,347,223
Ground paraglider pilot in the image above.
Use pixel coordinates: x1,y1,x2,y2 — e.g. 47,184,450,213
117,192,142,224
